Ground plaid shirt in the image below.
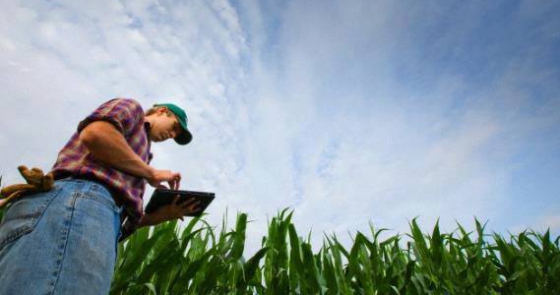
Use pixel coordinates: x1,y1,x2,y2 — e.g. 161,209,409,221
50,98,152,240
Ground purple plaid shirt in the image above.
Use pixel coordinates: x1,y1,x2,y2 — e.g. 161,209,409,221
50,98,152,240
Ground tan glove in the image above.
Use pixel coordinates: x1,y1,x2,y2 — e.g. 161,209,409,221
0,166,54,208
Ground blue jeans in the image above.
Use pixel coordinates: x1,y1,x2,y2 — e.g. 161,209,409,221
0,179,122,294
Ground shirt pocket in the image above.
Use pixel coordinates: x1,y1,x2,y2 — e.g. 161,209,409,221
0,187,61,250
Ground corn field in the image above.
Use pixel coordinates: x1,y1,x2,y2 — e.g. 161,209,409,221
109,209,560,294
1,173,558,294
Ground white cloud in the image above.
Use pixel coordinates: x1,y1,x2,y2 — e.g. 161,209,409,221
1,0,559,255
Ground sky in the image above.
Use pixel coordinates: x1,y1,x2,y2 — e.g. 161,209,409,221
1,0,559,255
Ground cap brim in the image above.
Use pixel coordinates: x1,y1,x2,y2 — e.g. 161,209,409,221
175,129,192,145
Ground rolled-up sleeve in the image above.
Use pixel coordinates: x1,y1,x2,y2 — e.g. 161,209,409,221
78,98,144,137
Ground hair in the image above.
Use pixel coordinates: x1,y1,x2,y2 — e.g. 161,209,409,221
145,106,174,117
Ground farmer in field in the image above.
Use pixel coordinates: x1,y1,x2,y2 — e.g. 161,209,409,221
0,98,199,294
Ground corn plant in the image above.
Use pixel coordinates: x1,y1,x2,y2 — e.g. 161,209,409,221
110,210,560,294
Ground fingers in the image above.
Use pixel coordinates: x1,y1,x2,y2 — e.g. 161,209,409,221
175,197,200,209
150,169,181,189
167,180,176,190
174,173,181,189
181,199,201,213
190,203,201,213
169,199,201,221
173,196,199,211
180,197,196,206
166,173,181,190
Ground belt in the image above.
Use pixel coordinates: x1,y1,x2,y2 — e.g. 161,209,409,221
54,175,120,205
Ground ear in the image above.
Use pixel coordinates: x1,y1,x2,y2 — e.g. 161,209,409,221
156,107,168,115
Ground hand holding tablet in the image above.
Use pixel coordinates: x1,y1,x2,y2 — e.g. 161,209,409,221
145,188,215,217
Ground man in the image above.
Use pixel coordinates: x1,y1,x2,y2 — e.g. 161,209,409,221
0,98,198,294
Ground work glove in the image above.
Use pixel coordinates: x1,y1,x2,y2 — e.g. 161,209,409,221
0,165,54,208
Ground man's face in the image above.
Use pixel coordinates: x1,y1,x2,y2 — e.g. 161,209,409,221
148,109,182,142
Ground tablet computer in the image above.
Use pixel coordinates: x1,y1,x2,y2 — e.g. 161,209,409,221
144,188,215,216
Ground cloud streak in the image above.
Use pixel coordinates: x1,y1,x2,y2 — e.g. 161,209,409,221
1,0,559,254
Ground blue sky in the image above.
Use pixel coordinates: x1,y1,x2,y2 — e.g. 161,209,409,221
1,0,559,253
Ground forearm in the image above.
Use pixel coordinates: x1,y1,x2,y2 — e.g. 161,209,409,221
138,213,164,228
80,121,154,179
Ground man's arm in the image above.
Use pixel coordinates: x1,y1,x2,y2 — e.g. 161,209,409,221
79,121,180,188
80,121,199,228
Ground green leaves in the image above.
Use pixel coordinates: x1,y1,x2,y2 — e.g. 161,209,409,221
110,212,560,294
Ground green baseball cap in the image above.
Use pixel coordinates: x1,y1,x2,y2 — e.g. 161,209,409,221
154,103,193,145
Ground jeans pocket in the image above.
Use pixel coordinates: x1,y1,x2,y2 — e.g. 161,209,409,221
0,187,61,250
